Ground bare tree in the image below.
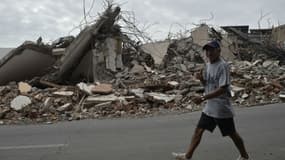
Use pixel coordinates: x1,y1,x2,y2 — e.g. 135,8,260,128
119,10,154,43
267,18,272,28
199,12,214,24
167,23,192,40
69,0,153,44
257,10,271,29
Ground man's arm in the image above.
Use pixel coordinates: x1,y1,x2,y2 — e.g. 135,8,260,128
192,86,227,104
192,63,230,105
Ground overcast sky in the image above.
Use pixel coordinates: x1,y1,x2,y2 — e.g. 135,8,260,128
0,0,284,47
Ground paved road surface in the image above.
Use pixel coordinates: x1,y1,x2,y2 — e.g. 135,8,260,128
0,103,284,160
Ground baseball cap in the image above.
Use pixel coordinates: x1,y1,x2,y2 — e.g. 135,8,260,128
202,40,220,50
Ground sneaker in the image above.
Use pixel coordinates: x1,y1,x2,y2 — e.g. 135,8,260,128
237,155,250,160
172,152,191,160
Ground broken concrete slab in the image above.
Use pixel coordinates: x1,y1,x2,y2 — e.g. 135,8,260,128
77,82,95,95
168,81,179,87
191,24,210,48
145,92,176,103
129,88,144,98
141,40,170,65
71,36,124,82
231,85,245,97
53,91,74,96
221,25,285,64
242,93,249,99
68,38,123,82
191,24,236,61
92,83,113,94
105,37,123,72
10,95,32,111
57,6,121,81
43,97,52,107
52,36,75,48
56,103,72,112
263,60,279,68
86,94,135,103
69,50,96,82
52,48,66,56
271,24,285,49
130,61,145,74
0,44,55,85
18,82,32,94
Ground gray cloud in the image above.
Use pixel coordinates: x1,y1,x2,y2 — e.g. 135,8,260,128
0,0,284,47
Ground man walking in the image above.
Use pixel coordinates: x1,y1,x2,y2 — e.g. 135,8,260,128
173,40,250,160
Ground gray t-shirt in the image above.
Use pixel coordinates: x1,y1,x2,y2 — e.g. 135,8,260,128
202,58,234,118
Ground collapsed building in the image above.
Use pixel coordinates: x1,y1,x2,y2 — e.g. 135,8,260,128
0,5,163,125
0,43,55,85
221,25,285,63
0,5,284,125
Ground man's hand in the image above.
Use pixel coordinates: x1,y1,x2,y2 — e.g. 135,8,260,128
191,96,204,105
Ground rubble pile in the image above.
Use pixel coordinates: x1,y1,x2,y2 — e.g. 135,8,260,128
230,60,285,106
0,79,196,125
0,82,81,124
0,6,284,125
0,5,182,125
160,37,204,72
1,58,283,125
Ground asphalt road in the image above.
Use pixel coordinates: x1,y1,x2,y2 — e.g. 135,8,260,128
0,103,284,160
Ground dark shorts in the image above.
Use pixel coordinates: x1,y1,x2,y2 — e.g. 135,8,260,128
197,112,236,136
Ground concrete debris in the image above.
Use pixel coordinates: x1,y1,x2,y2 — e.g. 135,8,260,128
145,92,176,103
160,37,204,71
52,36,75,48
186,104,193,110
230,60,284,106
141,40,170,65
263,60,279,68
92,83,113,94
191,24,235,61
231,85,245,97
130,61,146,74
86,94,135,103
242,93,249,99
57,6,121,82
18,82,32,94
221,25,285,64
77,82,95,95
129,88,144,98
0,55,283,125
52,48,66,56
56,103,72,112
105,37,123,72
44,97,52,107
93,102,112,109
168,81,179,87
0,43,55,85
10,95,32,111
53,91,74,96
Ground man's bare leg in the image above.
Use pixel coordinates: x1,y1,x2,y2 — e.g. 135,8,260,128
185,127,205,159
229,132,249,159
